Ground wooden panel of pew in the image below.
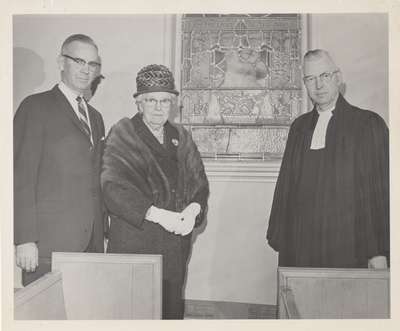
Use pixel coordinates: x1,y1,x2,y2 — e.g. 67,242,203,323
14,271,67,320
278,267,390,319
51,252,162,319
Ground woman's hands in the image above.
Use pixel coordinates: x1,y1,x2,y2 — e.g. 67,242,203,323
145,203,201,236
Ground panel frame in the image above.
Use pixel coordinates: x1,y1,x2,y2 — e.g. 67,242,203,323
14,271,67,320
51,252,162,320
277,267,390,319
164,14,311,181
171,14,310,163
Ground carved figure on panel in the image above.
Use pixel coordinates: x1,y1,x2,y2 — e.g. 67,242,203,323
257,93,274,122
219,48,268,88
205,93,223,123
181,14,303,158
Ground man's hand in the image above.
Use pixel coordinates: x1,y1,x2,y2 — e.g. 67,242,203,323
16,242,38,272
368,255,388,269
175,203,201,236
146,206,182,233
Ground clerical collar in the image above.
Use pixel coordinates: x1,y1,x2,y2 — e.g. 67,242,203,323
317,107,334,116
311,105,334,150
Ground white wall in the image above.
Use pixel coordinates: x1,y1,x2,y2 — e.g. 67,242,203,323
13,14,388,305
309,13,388,123
13,14,170,131
185,172,278,304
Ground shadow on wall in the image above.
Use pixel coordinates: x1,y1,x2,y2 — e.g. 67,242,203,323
13,47,46,113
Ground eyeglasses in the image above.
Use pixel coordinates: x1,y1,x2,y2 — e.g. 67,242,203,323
303,70,339,85
62,54,101,72
143,98,172,107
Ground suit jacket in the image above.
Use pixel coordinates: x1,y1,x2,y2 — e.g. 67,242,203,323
14,85,105,257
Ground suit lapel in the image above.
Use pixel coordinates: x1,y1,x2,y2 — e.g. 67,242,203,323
51,85,93,144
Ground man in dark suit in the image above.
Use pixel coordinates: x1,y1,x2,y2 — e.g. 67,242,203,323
14,34,106,285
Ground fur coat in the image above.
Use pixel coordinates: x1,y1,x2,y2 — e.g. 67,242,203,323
101,114,209,318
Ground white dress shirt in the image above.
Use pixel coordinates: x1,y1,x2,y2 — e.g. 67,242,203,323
58,82,93,144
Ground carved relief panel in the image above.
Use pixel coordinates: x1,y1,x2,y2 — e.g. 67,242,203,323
180,14,304,159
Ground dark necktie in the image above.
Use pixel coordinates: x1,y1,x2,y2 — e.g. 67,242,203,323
76,96,92,140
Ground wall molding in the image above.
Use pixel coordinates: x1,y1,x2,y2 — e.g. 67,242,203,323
204,160,281,183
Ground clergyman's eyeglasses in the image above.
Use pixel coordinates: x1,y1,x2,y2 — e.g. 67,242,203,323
303,70,339,85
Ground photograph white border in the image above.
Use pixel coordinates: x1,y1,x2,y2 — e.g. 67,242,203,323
2,1,400,331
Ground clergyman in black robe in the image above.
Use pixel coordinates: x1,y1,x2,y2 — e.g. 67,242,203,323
266,49,389,268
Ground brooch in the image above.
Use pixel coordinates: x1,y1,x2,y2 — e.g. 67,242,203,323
172,138,179,146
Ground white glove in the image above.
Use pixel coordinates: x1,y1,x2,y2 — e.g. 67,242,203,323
145,206,181,233
174,203,201,236
368,256,388,269
16,242,38,272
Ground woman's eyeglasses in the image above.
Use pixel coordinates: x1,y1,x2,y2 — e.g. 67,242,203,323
143,98,172,107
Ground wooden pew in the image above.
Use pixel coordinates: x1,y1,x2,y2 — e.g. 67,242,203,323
51,252,162,319
14,271,67,320
14,252,162,320
278,267,390,319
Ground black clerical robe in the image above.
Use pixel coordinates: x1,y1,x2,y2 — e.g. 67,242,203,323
267,94,389,268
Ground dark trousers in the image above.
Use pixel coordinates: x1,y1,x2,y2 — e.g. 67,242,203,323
162,279,185,319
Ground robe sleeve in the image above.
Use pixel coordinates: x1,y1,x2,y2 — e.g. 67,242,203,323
266,120,299,251
356,113,389,261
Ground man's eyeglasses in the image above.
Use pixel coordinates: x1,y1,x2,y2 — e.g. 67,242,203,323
62,54,101,72
303,70,339,85
143,98,172,108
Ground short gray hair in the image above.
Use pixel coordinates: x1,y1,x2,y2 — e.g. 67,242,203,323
303,49,338,69
61,34,98,53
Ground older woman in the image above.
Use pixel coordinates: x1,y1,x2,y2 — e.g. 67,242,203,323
101,64,209,319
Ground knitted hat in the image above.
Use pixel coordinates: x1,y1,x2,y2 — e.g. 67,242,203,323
133,64,179,98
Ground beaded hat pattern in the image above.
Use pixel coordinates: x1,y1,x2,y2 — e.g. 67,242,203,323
133,64,179,97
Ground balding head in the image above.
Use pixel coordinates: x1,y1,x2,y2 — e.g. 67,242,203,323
303,49,337,68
